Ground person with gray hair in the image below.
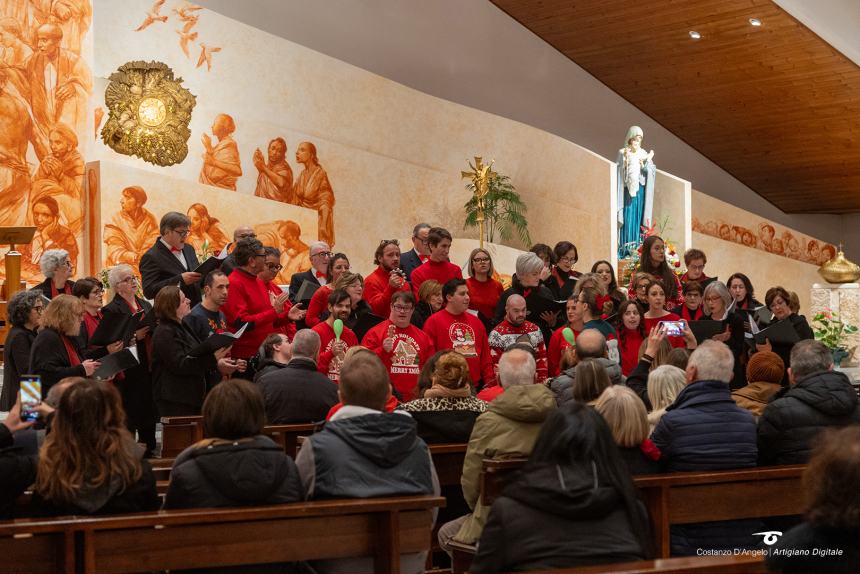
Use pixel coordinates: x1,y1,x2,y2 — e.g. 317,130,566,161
401,223,432,281
495,252,560,344
651,340,759,555
140,211,202,306
33,248,75,300
0,290,45,411
702,280,747,388
758,339,860,466
287,240,331,304
437,345,556,554
549,329,624,406
256,329,338,424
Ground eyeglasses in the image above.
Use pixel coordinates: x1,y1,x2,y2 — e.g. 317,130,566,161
266,263,283,271
312,251,332,258
472,257,490,264
392,304,414,312
173,229,190,238
558,256,577,264
704,295,723,302
32,306,44,313
119,276,137,284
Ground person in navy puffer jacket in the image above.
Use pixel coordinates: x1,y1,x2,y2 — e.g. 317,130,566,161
651,340,759,556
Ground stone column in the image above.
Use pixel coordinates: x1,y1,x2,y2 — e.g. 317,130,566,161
810,283,860,366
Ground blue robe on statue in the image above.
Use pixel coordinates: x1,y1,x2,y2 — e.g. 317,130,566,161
617,151,656,259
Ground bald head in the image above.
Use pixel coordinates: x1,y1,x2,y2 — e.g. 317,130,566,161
233,225,255,242
575,329,607,360
505,294,527,326
498,348,536,388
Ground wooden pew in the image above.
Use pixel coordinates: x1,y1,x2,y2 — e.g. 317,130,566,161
428,442,467,487
160,416,320,458
524,554,766,573
1,495,445,574
451,460,806,572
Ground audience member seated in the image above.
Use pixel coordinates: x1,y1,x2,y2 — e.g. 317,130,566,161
253,333,291,382
363,239,410,317
628,236,683,309
362,291,433,402
411,278,442,329
495,252,559,343
287,240,331,303
73,277,121,358
702,280,747,388
410,226,463,295
423,278,494,389
576,285,617,340
673,280,705,321
151,286,238,416
400,223,430,282
438,347,556,553
140,211,202,306
0,290,43,411
646,365,686,432
550,329,622,406
33,248,75,299
666,347,690,369
183,269,230,342
571,359,612,405
767,425,860,574
680,248,710,286
103,264,158,457
400,351,487,443
488,294,548,382
595,385,661,474
757,286,814,386
31,379,160,516
616,300,645,376
732,351,785,418
465,247,504,327
29,294,99,397
470,402,651,573
0,399,40,518
305,261,353,327
758,340,860,466
547,241,580,301
295,349,439,574
625,326,673,410
257,330,338,424
312,289,359,383
164,378,303,512
547,296,583,377
650,341,758,556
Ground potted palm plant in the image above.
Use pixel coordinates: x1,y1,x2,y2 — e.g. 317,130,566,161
462,158,530,248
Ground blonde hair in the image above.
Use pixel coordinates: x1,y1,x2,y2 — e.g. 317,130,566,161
41,294,82,336
418,279,442,303
647,365,686,411
333,271,363,291
594,385,649,448
432,352,470,390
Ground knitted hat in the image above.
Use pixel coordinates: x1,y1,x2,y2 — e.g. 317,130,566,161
746,351,785,384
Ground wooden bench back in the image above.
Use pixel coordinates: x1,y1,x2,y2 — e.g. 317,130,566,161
160,416,320,458
529,554,766,573
0,495,445,574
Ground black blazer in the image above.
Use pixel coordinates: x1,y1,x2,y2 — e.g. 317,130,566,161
28,328,86,397
0,326,38,411
32,277,75,300
400,249,423,283
151,319,217,413
287,269,321,303
258,358,338,424
139,239,202,306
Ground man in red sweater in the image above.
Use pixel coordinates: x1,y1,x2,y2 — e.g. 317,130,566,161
411,227,462,296
312,289,358,382
363,239,410,317
362,291,434,402
221,238,305,380
488,294,548,383
423,278,494,388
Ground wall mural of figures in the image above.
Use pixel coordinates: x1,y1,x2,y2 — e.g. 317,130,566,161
102,185,160,269
199,112,241,190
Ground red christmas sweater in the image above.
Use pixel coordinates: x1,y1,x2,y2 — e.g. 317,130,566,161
222,268,295,358
466,277,504,321
362,319,435,402
547,325,581,377
411,259,462,295
312,320,358,383
363,266,410,317
422,308,493,386
487,319,548,383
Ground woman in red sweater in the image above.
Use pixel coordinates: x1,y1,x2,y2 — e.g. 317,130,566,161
547,297,584,377
465,248,503,325
305,253,350,327
641,279,685,349
616,300,646,376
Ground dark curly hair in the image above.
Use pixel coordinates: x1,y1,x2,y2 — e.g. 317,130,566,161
804,425,860,528
9,289,44,328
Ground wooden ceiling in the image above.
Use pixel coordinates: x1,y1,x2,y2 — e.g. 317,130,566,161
490,0,860,214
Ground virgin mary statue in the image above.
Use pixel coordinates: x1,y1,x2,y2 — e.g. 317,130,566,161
617,126,656,259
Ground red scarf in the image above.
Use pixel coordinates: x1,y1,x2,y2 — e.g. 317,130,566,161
82,311,102,340
51,281,71,298
640,439,661,461
61,334,82,366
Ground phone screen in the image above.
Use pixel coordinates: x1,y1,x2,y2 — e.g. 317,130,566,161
19,375,41,422
659,320,684,337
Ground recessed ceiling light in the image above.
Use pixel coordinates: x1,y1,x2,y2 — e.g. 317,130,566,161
750,18,762,26
689,31,701,39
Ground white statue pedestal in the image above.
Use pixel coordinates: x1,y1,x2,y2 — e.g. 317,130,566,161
810,283,860,366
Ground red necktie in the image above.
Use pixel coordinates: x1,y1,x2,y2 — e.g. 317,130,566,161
420,256,429,263
315,271,326,279
170,246,182,253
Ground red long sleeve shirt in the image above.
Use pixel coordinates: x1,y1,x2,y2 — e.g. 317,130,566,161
362,319,435,401
312,320,358,382
222,269,293,358
305,285,332,328
618,327,645,376
466,277,504,321
422,308,493,386
363,266,410,317
547,325,581,377
411,260,462,295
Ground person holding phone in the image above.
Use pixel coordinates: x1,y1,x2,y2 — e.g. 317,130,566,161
0,291,44,411
641,280,686,349
702,281,747,389
29,294,100,398
1,397,46,518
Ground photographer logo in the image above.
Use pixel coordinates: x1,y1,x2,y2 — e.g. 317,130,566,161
753,531,783,545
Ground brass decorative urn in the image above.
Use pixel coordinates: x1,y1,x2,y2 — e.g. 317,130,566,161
818,250,860,284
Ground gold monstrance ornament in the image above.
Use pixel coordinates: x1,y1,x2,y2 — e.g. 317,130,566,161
462,157,497,249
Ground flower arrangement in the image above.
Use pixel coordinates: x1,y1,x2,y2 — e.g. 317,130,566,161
812,309,858,352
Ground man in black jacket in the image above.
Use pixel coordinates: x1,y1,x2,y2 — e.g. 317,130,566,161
0,400,41,518
257,329,338,423
253,333,292,383
287,240,331,303
218,224,256,276
139,212,203,306
400,223,431,282
758,339,860,465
